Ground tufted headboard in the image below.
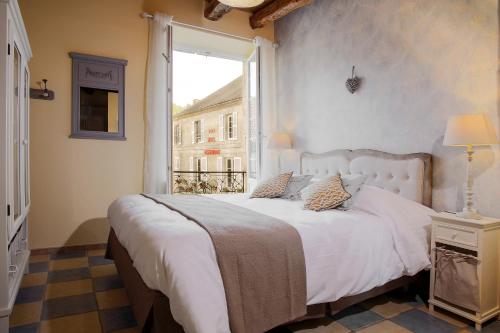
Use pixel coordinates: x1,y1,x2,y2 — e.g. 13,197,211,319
300,149,432,207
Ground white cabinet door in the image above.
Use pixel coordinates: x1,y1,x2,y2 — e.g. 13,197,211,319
7,16,30,240
22,67,30,211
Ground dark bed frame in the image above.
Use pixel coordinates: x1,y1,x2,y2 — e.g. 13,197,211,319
107,149,433,332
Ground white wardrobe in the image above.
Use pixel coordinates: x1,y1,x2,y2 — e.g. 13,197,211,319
0,0,32,330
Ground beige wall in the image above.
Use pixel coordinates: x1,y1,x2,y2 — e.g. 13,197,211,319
20,0,273,249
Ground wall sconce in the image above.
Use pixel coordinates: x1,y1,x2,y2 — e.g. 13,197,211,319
30,79,55,100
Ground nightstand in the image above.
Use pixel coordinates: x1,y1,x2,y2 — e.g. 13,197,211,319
429,212,500,331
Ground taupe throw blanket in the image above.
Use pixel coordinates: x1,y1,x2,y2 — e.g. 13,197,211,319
143,194,307,333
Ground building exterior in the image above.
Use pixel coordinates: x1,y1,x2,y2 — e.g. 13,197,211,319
172,76,246,193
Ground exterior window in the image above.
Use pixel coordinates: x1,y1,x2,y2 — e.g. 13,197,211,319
174,124,182,145
225,112,238,140
192,120,203,143
196,158,202,181
226,158,233,187
193,157,207,181
227,114,234,139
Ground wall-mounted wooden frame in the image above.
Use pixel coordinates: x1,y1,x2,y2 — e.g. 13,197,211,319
69,52,127,140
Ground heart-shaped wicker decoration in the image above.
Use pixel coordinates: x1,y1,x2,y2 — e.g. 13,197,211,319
346,66,361,94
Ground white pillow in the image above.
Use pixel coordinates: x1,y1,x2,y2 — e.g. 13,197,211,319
281,175,313,200
341,174,367,208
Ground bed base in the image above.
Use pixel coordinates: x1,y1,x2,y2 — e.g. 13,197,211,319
107,229,428,332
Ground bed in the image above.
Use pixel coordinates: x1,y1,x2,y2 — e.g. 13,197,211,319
106,149,433,333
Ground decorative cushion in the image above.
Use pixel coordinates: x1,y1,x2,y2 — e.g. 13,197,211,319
281,175,313,200
302,175,351,211
341,174,367,208
251,172,293,198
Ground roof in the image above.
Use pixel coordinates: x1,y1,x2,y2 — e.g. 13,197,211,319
174,75,243,119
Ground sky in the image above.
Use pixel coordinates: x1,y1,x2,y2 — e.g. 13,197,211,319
173,51,243,108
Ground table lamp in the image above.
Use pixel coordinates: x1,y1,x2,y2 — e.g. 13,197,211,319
443,114,499,219
268,132,292,172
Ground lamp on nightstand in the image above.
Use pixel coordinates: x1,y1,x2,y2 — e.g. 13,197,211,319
443,114,499,219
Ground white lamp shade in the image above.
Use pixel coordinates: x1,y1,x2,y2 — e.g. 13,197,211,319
443,114,499,147
219,0,265,8
268,132,292,149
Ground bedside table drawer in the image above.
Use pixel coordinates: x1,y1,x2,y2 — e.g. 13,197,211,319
435,224,477,247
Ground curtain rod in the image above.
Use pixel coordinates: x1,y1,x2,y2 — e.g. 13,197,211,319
140,12,253,43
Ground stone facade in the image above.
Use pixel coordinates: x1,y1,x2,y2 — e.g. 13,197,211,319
172,76,247,178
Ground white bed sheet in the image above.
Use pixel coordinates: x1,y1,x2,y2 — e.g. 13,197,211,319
108,191,430,333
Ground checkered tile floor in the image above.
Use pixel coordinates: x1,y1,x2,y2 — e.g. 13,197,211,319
9,248,500,333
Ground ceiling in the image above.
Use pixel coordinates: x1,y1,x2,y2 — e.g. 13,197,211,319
204,0,314,29
239,0,275,12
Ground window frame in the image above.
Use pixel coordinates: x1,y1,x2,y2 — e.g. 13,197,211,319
69,52,127,141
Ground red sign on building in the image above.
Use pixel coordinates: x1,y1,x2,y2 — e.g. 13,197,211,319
204,149,220,155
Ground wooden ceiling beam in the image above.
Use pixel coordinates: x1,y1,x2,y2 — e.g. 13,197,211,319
205,0,233,21
250,0,313,29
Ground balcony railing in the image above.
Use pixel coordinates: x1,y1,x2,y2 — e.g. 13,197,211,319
173,171,246,194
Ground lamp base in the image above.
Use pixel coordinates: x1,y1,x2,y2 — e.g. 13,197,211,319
457,208,481,220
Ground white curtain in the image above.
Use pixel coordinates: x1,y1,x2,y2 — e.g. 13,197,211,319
144,13,173,194
255,37,279,180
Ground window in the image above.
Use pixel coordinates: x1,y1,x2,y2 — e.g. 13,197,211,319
174,124,182,145
192,120,203,143
226,158,233,187
196,158,202,181
194,157,207,181
226,112,238,140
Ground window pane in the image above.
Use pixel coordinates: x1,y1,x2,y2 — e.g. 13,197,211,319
79,87,119,132
13,45,21,219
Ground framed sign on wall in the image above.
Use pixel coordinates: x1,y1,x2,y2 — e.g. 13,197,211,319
69,52,128,140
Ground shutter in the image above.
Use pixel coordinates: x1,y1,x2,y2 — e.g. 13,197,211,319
200,119,205,143
216,157,223,172
178,123,182,145
201,157,208,181
191,121,195,144
232,111,238,140
201,157,208,171
234,157,242,171
189,156,194,171
218,115,224,141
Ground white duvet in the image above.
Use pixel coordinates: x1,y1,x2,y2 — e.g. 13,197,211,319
108,185,434,333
